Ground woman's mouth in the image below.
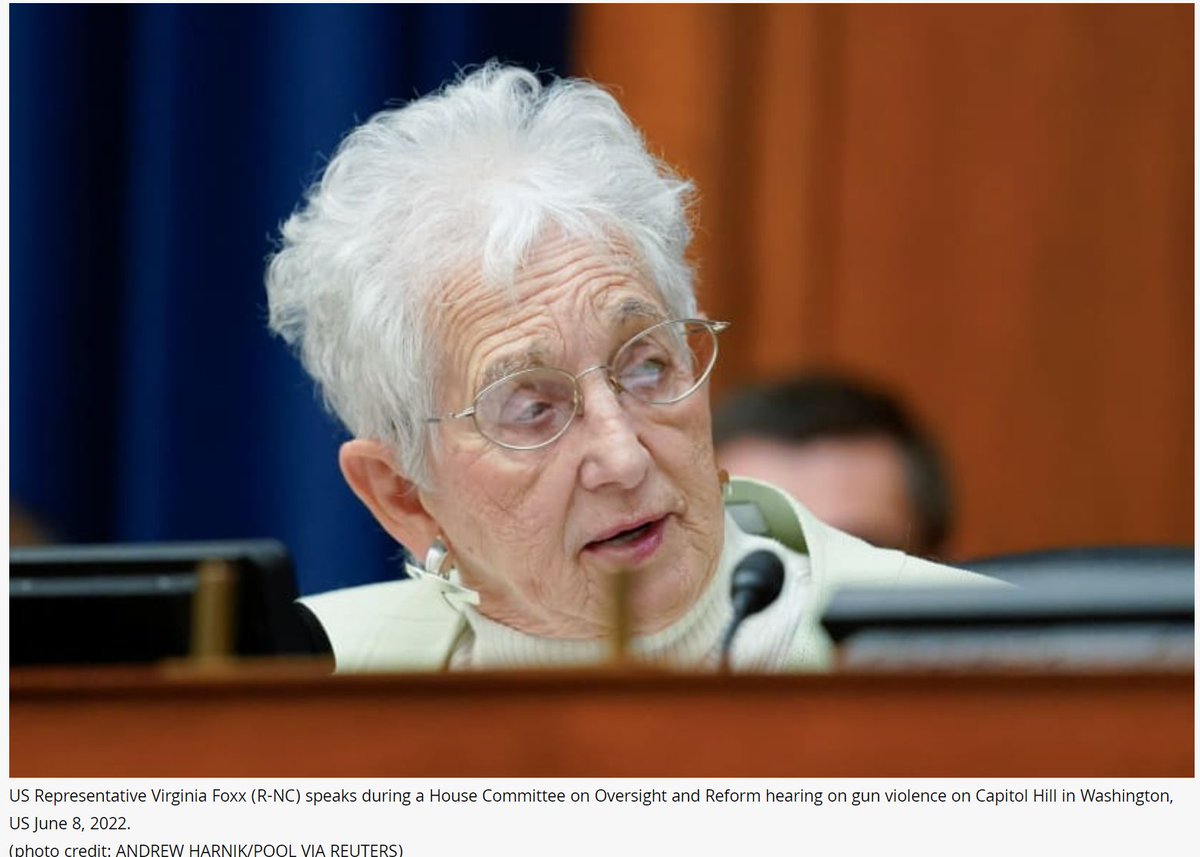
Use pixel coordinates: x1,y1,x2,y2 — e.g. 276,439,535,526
583,516,668,565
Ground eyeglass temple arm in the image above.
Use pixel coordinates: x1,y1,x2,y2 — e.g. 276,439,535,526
425,406,476,424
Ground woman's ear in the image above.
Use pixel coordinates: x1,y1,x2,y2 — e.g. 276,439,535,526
339,439,439,557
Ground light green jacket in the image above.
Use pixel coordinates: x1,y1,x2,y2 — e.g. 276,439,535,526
300,477,995,673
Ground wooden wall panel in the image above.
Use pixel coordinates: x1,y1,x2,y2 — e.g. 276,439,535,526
575,4,1192,559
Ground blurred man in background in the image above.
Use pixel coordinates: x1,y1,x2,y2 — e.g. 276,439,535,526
714,374,953,558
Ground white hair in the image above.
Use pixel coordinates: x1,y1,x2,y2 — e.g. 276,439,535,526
265,62,697,485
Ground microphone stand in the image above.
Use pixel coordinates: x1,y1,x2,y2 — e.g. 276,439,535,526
719,550,785,672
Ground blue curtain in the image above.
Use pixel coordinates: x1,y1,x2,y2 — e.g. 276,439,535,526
10,4,572,594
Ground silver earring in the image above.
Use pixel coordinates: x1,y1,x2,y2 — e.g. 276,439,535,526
424,537,452,579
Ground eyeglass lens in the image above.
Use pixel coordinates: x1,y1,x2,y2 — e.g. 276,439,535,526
473,320,718,449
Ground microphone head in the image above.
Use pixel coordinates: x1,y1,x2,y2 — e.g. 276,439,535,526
729,549,786,618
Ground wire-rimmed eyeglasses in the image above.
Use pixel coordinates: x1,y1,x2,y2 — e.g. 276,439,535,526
426,318,730,450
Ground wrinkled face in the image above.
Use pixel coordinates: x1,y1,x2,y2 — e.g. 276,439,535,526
419,236,725,638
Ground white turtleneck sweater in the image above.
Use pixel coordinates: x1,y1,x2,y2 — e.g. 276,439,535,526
299,476,994,674
447,513,813,672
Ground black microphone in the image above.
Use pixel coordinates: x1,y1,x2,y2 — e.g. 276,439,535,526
719,550,785,671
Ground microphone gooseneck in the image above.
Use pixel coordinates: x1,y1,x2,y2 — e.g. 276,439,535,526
719,550,786,671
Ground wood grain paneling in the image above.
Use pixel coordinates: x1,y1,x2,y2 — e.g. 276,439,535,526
10,665,1194,777
575,4,1192,559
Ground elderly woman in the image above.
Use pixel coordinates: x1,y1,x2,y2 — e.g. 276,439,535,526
266,64,988,673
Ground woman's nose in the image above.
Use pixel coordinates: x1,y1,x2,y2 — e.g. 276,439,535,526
575,373,651,492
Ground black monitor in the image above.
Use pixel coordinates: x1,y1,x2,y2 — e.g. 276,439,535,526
820,549,1194,670
9,540,328,666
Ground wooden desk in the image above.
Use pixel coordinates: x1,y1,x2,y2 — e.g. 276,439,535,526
9,664,1193,777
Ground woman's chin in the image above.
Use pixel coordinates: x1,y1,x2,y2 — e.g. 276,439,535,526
626,558,711,635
